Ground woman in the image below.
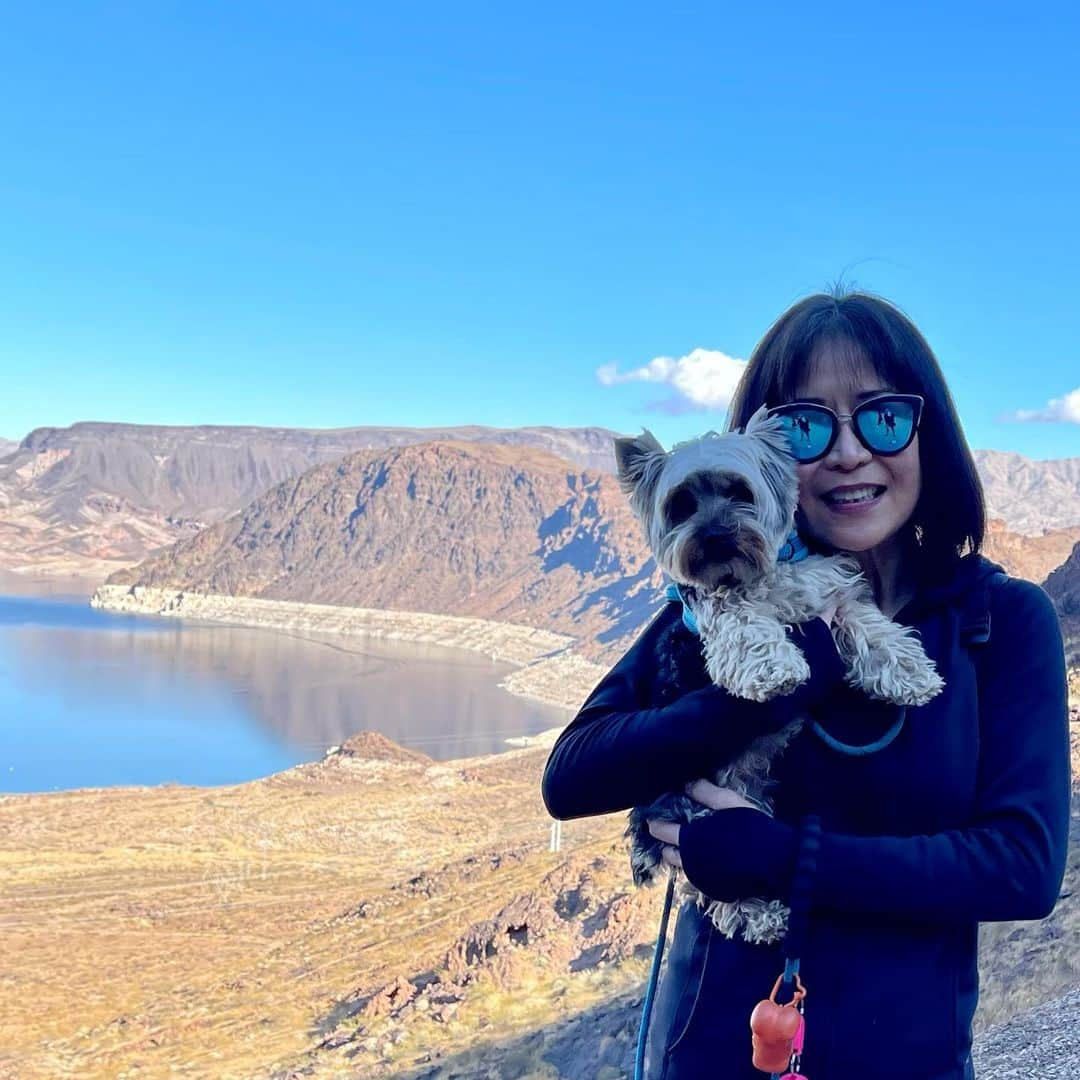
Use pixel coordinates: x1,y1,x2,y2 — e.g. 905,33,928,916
541,291,1071,1079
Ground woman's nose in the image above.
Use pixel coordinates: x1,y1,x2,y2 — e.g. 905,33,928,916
826,417,872,468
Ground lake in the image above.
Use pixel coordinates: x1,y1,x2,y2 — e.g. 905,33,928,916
0,587,569,793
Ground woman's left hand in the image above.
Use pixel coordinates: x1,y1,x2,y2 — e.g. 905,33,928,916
646,779,764,870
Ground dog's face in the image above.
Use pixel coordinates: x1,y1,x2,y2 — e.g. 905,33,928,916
614,406,798,593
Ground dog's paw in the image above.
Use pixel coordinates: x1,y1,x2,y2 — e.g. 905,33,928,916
887,660,945,706
721,639,810,701
850,634,945,706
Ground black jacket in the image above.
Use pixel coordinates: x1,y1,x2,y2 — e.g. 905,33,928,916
542,555,1071,1079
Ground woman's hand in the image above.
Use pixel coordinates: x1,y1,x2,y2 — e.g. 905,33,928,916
646,779,764,870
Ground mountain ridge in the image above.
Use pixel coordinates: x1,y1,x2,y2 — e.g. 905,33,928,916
973,448,1080,534
3,419,1079,593
0,422,618,576
104,438,662,662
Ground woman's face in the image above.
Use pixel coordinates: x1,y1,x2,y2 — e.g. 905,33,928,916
789,353,922,554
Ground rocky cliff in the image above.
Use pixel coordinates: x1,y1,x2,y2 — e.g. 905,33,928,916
0,422,618,575
982,519,1080,584
1045,542,1080,670
974,449,1080,534
103,440,664,663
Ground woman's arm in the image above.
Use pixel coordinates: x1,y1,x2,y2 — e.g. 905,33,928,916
678,578,1072,923
541,602,847,820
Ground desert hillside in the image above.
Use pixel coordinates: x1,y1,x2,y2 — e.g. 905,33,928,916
0,422,617,576
102,439,664,664
1,726,1076,1080
1046,542,1080,669
974,449,1080,534
96,436,1080,675
982,520,1080,584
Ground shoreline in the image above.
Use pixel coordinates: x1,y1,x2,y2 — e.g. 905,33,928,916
91,583,606,717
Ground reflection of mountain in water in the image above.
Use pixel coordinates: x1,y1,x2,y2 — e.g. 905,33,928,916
3,600,568,791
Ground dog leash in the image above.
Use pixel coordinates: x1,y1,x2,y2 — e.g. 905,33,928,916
754,815,821,1079
633,870,678,1080
634,529,810,1080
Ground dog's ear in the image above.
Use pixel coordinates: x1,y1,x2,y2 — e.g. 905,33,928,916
757,450,798,535
741,406,798,534
743,404,793,458
613,430,665,498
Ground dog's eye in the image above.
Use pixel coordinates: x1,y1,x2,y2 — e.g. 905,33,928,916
729,481,754,505
667,490,696,526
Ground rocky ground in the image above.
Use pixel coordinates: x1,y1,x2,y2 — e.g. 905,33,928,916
0,731,658,1079
2,713,1078,1080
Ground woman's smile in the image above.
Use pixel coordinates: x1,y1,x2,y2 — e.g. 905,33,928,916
822,482,887,511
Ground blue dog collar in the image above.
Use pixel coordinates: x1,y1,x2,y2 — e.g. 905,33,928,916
664,581,700,635
665,529,807,636
777,528,809,564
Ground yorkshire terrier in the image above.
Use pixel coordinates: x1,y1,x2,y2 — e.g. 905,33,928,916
615,406,944,942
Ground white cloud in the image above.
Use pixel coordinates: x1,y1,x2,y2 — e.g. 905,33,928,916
1009,387,1080,424
596,347,747,410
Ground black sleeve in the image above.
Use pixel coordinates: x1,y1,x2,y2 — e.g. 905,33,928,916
541,603,847,820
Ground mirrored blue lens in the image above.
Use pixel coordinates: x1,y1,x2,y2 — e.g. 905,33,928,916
778,407,835,461
855,398,916,453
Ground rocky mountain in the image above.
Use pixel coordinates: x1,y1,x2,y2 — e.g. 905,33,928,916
0,437,16,459
1045,542,1080,670
974,449,1080,534
981,519,1080,585
105,440,663,662
0,422,618,576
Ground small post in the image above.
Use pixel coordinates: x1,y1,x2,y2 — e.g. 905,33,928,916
549,820,562,852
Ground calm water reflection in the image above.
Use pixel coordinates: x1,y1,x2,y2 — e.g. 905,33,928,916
0,590,568,793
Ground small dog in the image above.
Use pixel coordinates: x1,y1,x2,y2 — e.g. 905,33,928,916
615,406,944,943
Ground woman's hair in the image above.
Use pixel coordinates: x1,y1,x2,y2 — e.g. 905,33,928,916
727,290,985,569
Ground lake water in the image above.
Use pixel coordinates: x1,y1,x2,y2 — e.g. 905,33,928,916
0,587,569,794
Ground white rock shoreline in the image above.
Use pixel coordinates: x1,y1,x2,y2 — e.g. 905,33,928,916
90,584,607,722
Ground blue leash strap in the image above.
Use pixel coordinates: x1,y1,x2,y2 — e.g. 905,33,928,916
634,870,677,1080
769,814,822,1079
636,530,814,1079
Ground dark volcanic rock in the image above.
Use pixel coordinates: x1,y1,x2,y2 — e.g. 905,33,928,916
1045,541,1080,669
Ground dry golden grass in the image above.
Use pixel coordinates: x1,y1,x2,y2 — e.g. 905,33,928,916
0,741,620,1079
2,715,1077,1080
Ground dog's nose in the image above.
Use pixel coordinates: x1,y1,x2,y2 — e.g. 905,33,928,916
701,525,738,563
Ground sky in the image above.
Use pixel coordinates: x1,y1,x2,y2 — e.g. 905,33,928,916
0,3,1078,460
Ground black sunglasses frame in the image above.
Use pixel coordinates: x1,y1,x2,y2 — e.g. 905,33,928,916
767,393,925,465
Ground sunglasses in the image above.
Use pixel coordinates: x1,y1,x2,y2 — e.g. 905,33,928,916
767,393,924,464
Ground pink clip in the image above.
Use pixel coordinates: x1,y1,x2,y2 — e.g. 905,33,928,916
778,1015,808,1077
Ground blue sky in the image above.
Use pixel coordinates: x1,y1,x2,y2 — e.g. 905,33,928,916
0,3,1077,460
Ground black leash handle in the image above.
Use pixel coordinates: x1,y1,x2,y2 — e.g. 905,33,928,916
780,813,822,993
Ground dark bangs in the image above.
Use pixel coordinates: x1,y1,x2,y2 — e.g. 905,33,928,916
728,291,986,569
